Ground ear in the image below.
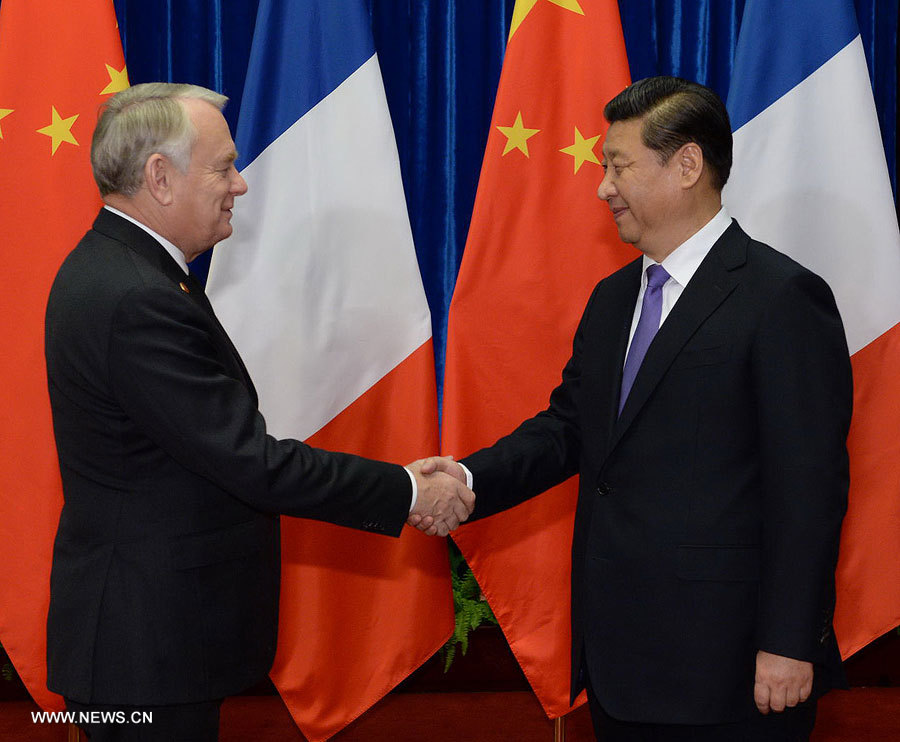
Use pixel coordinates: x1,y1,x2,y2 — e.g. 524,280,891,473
676,142,704,189
144,153,175,206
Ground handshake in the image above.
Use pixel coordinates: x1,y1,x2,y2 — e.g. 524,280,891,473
405,457,473,537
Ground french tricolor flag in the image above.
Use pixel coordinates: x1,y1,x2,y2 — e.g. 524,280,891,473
206,1,452,740
724,0,900,658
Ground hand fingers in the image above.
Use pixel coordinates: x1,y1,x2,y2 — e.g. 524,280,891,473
449,492,470,526
458,485,475,514
419,458,437,475
769,687,787,713
799,677,812,704
785,685,801,708
754,680,771,715
407,514,423,527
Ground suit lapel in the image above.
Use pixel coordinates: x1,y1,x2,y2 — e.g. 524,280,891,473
609,222,748,449
93,208,188,286
92,209,258,402
588,259,642,447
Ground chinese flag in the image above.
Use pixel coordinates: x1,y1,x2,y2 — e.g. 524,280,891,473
443,0,631,718
0,0,127,710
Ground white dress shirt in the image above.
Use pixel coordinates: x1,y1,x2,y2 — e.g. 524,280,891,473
625,206,732,357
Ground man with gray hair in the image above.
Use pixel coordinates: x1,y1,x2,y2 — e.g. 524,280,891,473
44,82,471,740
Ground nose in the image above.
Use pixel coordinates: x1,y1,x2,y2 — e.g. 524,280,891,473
232,167,248,196
597,169,616,201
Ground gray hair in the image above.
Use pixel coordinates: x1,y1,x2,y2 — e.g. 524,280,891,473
91,82,228,197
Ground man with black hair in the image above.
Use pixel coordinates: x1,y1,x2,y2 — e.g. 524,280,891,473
418,77,852,740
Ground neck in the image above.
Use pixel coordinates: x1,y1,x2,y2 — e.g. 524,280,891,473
639,197,721,262
104,194,195,262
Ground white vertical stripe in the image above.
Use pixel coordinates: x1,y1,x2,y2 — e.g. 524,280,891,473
207,55,431,440
724,37,900,355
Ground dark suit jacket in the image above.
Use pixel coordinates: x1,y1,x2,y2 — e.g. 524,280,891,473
44,209,411,705
462,221,852,724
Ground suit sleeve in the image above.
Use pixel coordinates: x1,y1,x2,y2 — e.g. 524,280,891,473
106,283,411,536
461,285,598,519
752,270,852,662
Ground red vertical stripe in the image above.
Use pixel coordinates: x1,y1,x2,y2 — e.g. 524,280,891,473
836,324,900,655
273,341,452,742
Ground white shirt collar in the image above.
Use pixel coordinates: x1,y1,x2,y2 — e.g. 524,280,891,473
103,205,190,275
642,206,732,288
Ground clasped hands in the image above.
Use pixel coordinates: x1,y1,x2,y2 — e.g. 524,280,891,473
405,456,472,537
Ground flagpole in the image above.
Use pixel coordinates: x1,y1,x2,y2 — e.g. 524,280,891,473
554,715,565,742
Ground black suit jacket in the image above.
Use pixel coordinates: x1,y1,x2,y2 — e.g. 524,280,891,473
44,209,411,705
462,221,852,724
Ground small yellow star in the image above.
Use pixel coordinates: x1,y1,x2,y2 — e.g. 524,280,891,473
559,126,601,174
37,106,79,155
100,63,130,96
0,109,12,139
510,0,584,40
497,111,541,157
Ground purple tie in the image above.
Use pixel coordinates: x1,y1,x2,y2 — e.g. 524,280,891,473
619,264,670,414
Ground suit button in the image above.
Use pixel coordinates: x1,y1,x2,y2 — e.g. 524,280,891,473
596,482,611,497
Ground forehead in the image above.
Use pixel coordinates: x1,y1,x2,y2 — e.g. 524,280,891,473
602,118,646,158
182,98,235,159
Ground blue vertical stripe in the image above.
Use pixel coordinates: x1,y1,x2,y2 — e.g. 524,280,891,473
235,0,377,167
727,0,859,130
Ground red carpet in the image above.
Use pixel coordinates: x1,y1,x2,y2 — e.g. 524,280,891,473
3,689,897,740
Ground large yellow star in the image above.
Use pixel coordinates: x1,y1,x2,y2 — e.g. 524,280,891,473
101,63,130,95
510,0,584,40
0,109,12,139
37,106,79,155
497,111,541,157
559,126,601,173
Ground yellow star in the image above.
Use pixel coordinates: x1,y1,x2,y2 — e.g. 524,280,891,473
497,111,541,157
37,106,79,155
0,109,12,139
100,63,130,96
510,0,584,40
559,126,601,174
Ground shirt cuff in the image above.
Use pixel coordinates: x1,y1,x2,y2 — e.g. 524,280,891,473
404,466,418,512
458,461,474,490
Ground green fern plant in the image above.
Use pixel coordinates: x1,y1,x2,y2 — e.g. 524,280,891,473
442,543,497,671
0,640,16,683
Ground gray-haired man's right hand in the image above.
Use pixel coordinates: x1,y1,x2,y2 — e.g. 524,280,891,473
406,457,474,537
